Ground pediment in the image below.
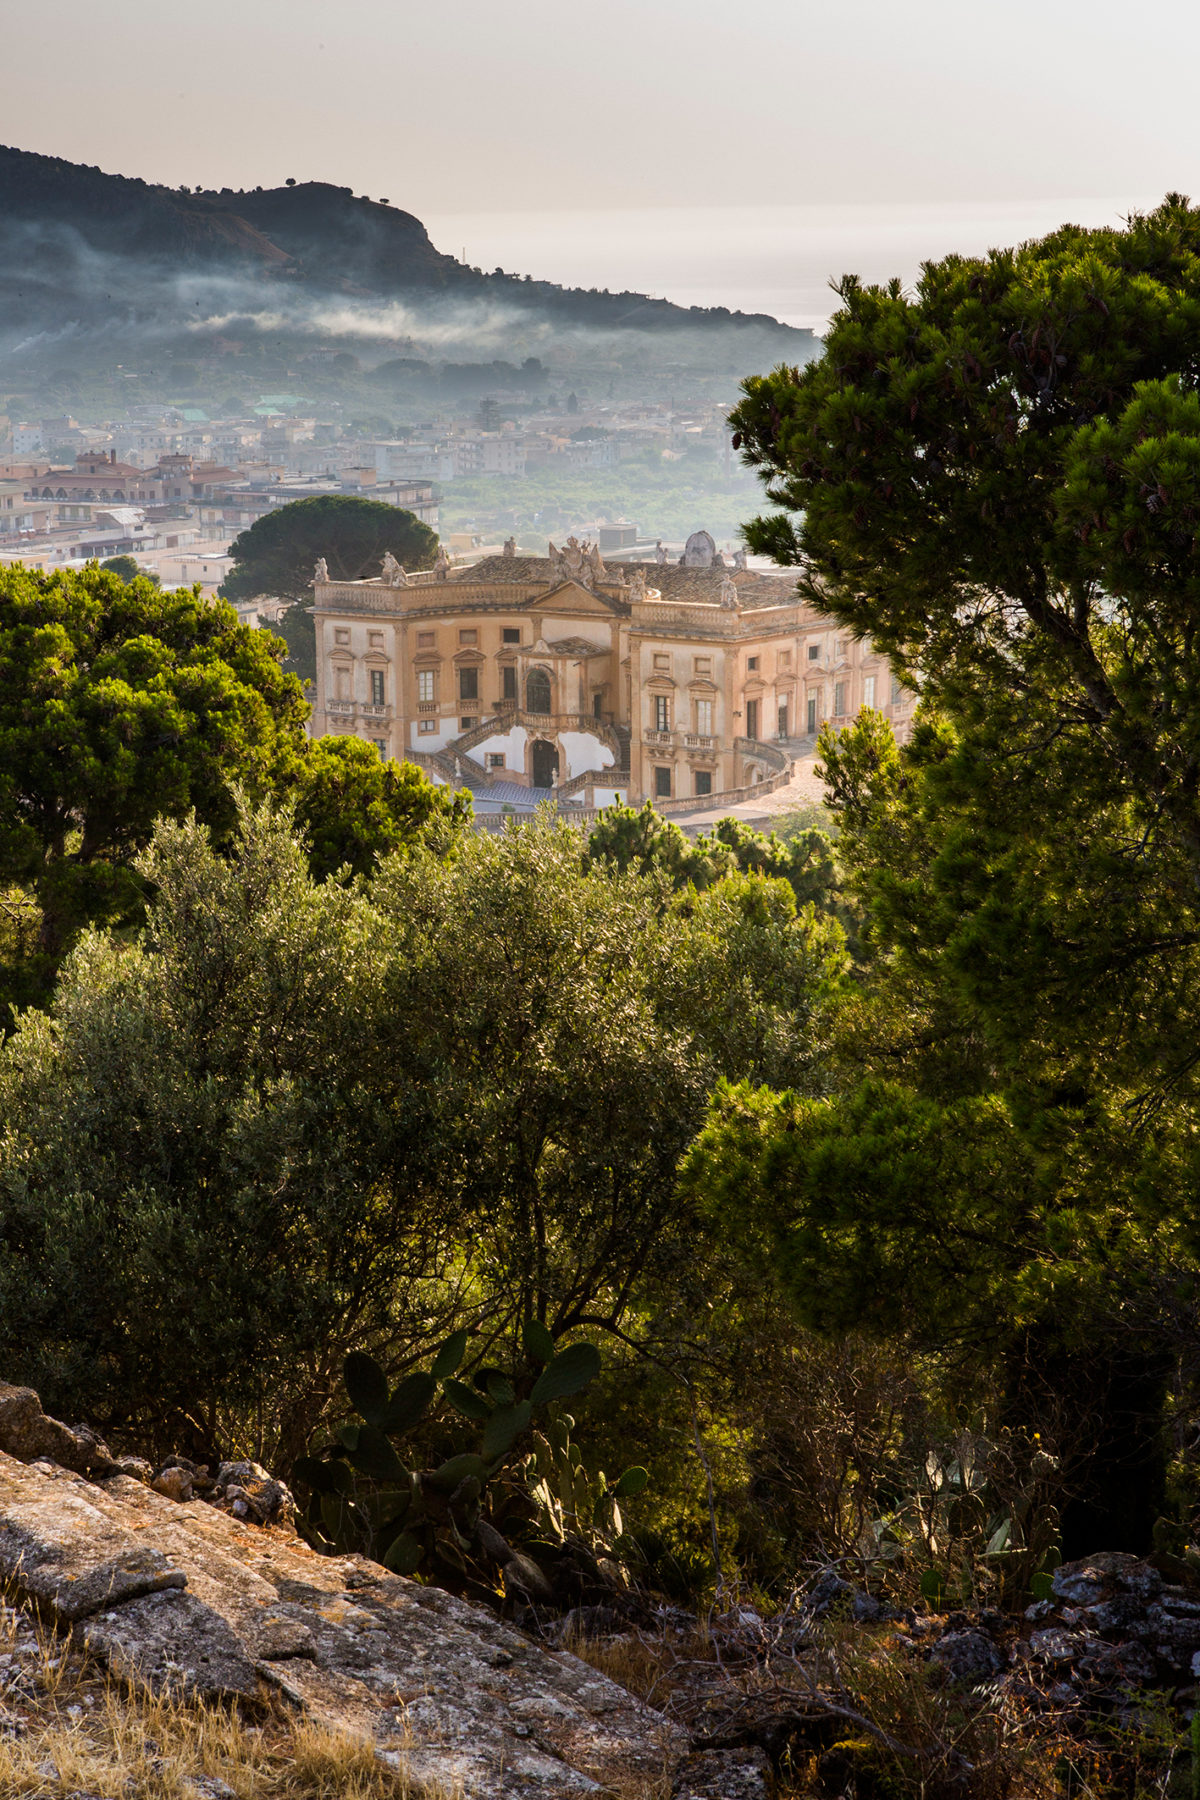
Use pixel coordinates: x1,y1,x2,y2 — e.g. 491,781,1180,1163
542,578,629,616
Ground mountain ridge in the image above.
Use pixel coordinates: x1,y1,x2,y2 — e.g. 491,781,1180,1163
0,145,814,348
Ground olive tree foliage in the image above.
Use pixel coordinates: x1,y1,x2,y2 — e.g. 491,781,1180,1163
0,803,449,1464
0,809,843,1465
369,819,844,1341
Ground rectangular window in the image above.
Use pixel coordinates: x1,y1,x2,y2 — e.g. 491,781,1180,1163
502,627,521,643
417,631,435,647
459,629,477,645
460,717,477,730
417,669,435,702
502,664,517,701
777,701,788,737
863,675,876,707
654,766,672,798
459,666,479,701
370,669,385,706
418,718,438,734
694,770,712,797
747,656,759,671
593,690,604,717
334,666,350,700
695,699,713,736
890,674,903,705
834,682,846,715
808,643,820,661
655,695,670,732
372,738,386,755
745,698,759,739
807,695,818,735
486,753,506,769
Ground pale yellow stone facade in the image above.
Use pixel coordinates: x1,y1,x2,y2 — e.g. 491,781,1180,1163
311,538,911,811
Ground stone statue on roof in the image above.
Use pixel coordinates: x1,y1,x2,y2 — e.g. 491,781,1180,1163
732,547,747,570
380,551,407,586
627,566,647,602
433,545,452,581
654,540,668,565
719,574,739,610
313,556,329,584
585,540,606,580
502,535,516,558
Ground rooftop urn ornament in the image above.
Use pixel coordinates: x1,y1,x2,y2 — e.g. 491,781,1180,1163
502,534,516,558
433,545,452,581
380,551,407,586
313,556,329,584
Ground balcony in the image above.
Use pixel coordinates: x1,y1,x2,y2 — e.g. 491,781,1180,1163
683,733,715,750
417,701,439,714
327,700,355,715
361,704,392,720
644,729,673,746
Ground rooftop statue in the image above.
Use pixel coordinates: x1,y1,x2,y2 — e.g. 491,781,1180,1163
433,545,452,581
313,556,329,584
380,551,407,586
502,535,516,558
719,574,739,610
627,567,647,602
732,547,747,570
654,541,668,565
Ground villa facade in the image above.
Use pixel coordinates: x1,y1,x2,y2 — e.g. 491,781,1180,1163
310,532,912,812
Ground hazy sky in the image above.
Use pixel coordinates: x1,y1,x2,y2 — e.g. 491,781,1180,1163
5,0,1196,215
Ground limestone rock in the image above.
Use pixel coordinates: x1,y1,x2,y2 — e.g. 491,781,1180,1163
672,1746,773,1797
928,1628,1004,1684
1053,1553,1162,1608
0,1384,116,1478
0,1449,684,1797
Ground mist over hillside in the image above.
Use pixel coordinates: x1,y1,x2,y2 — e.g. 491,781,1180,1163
0,146,817,402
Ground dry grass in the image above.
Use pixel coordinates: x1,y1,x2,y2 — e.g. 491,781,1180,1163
0,1599,459,1800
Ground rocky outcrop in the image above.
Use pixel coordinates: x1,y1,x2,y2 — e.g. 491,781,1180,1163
0,1448,684,1797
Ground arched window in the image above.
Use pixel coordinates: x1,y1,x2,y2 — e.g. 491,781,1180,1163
526,667,552,713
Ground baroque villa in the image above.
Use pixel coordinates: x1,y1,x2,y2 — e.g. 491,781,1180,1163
311,532,912,813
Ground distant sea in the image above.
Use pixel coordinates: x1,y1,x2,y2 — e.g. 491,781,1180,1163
425,198,1161,333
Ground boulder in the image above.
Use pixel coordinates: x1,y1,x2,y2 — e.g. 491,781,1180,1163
672,1745,773,1797
0,1383,117,1478
928,1628,1004,1684
0,1448,685,1798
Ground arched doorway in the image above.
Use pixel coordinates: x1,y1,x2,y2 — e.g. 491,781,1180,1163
531,738,559,789
526,667,552,714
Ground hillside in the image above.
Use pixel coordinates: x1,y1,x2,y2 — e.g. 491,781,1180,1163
0,145,815,371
